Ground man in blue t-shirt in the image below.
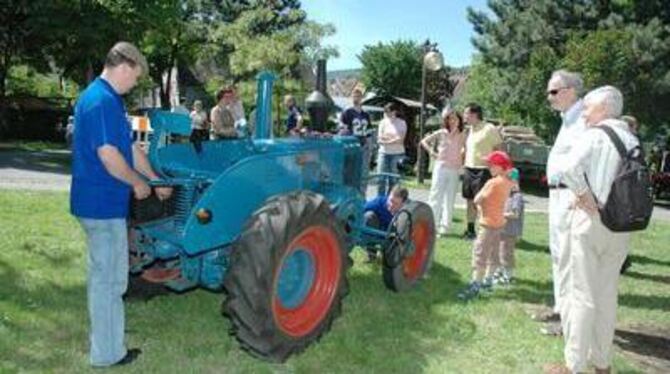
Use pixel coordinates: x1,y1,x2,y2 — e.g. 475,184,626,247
363,185,409,262
70,42,172,368
339,88,370,137
283,94,304,135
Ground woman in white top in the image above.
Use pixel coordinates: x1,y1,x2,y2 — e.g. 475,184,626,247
421,108,466,236
189,100,209,141
376,102,407,193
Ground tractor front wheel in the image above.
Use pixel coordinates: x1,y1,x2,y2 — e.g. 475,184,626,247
223,191,348,362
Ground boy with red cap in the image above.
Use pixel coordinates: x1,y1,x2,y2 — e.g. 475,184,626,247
458,151,515,300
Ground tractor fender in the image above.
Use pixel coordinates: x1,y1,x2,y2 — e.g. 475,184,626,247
181,150,337,255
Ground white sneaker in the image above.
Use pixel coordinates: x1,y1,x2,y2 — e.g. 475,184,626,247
438,226,448,237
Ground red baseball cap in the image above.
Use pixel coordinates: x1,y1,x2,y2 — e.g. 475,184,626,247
485,151,513,170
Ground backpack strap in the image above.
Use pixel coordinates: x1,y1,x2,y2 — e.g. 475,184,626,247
584,126,627,207
596,126,627,159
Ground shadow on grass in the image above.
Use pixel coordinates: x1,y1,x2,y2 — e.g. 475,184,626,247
0,258,86,372
615,327,670,372
300,260,477,371
0,149,71,175
516,239,548,253
628,254,670,267
622,270,670,284
494,276,670,312
490,277,554,306
618,293,670,312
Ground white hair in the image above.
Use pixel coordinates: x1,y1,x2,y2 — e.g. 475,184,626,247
584,85,624,119
551,69,584,95
441,105,452,119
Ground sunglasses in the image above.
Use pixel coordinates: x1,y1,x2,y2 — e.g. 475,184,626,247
547,87,570,96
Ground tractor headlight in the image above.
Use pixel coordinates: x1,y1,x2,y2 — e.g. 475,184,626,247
195,208,212,224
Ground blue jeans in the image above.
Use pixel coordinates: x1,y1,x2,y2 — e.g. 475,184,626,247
376,153,404,195
78,218,129,366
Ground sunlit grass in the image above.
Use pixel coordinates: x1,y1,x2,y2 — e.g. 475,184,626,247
1,190,667,373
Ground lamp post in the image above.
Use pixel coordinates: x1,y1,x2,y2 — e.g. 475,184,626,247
417,39,444,184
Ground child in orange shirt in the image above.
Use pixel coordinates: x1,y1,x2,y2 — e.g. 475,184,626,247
458,151,515,300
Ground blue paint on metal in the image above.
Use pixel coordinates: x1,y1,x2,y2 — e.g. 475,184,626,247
255,71,276,140
133,71,395,289
276,249,315,309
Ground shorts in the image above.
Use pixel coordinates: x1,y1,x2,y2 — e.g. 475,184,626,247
462,167,491,199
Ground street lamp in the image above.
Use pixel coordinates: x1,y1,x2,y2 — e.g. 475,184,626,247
418,39,444,184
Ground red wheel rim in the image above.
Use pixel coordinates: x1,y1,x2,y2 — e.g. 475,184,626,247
272,225,342,337
402,219,431,281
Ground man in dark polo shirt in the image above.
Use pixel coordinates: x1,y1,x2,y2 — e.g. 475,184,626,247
339,88,371,137
71,41,171,367
461,103,502,240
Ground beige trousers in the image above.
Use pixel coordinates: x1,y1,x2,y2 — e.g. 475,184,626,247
472,226,502,272
559,209,629,372
549,188,576,313
489,234,517,270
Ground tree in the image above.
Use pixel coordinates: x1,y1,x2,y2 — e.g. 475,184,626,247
358,40,422,99
562,27,670,136
0,0,55,99
465,0,670,139
44,0,132,86
425,68,455,108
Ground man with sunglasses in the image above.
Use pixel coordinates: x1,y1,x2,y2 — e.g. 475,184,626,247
536,70,587,336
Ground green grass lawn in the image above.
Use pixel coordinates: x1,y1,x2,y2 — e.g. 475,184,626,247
1,190,668,373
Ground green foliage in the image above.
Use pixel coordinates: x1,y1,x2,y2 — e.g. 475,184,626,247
7,65,78,99
359,40,423,98
210,6,336,80
425,68,454,108
359,40,453,105
465,0,670,140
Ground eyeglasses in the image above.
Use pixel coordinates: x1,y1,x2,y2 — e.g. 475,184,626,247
547,87,570,96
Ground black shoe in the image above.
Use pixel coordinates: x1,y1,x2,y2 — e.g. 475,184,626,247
113,348,142,366
461,230,476,240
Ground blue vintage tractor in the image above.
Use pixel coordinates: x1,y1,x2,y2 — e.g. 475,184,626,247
130,71,436,362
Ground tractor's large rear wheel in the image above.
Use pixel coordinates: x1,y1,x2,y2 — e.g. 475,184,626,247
382,201,435,292
223,191,348,362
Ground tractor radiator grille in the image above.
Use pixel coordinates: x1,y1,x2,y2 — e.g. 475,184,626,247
174,184,196,232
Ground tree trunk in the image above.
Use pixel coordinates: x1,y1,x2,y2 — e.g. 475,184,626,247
161,67,171,109
0,65,6,99
0,64,7,135
86,61,95,83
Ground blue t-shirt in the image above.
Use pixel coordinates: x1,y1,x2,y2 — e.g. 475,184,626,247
286,105,302,132
340,107,370,136
364,195,394,230
70,77,134,219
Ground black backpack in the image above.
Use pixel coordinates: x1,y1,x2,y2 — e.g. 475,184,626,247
591,126,654,232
